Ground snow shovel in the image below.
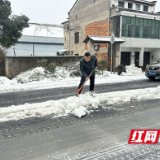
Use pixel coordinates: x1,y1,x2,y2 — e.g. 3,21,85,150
76,69,95,96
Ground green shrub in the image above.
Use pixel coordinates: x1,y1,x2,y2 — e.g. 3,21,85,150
38,59,48,70
38,59,56,73
97,59,108,74
47,63,56,73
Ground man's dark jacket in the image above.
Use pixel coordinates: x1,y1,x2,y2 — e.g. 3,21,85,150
80,55,97,78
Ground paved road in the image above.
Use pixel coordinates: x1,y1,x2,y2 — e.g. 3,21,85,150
0,79,160,107
0,98,160,159
0,79,160,159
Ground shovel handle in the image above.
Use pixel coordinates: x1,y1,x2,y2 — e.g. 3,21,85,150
77,70,95,95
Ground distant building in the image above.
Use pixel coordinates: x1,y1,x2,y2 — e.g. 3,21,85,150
7,35,64,56
62,0,160,70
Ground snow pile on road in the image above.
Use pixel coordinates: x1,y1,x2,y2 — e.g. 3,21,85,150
122,65,143,76
0,86,160,122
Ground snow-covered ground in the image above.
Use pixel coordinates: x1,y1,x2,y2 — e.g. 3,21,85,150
1,65,158,122
0,86,160,122
0,65,146,94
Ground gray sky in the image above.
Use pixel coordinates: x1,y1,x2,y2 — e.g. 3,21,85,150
9,0,160,37
10,0,77,37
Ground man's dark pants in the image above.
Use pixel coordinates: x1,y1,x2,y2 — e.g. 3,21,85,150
78,73,95,94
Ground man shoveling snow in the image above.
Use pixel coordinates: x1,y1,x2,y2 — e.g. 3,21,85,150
76,52,97,96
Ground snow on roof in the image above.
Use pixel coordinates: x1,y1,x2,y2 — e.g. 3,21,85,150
83,35,125,43
18,35,64,44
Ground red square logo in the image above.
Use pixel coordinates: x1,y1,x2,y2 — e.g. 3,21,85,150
128,129,160,144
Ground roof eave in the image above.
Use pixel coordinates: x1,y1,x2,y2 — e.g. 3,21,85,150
83,36,125,43
61,20,69,25
68,0,79,14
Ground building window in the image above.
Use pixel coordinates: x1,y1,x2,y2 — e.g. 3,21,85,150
147,19,152,26
136,4,140,10
156,21,159,27
135,26,140,37
136,18,140,25
143,26,148,38
122,16,160,39
76,15,78,19
67,26,69,32
94,0,96,3
75,32,79,44
143,6,148,12
152,20,156,27
155,28,159,39
131,17,135,25
128,25,134,37
128,3,132,9
118,1,124,8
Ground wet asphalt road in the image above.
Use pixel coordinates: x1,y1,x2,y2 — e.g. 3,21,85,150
0,79,160,107
0,79,160,159
0,99,160,159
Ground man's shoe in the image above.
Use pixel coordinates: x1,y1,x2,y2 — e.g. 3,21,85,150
89,91,95,97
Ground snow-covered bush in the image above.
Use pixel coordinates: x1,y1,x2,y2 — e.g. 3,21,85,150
47,63,56,73
38,59,56,73
14,67,47,83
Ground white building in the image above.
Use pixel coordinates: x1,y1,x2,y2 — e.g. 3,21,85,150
7,35,64,57
111,0,160,70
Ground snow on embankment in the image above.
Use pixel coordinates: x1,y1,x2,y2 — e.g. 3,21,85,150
0,65,147,94
13,67,46,84
0,65,144,86
0,77,12,85
12,67,74,84
0,86,160,122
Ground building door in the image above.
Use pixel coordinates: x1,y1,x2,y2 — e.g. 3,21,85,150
135,52,139,67
121,52,131,66
143,52,150,70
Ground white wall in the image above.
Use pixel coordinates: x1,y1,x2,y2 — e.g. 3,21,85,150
121,37,160,49
111,0,155,13
120,38,160,66
7,43,63,56
151,49,160,63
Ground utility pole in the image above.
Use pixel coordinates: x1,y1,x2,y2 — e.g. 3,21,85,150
33,44,35,56
110,34,115,73
13,48,16,56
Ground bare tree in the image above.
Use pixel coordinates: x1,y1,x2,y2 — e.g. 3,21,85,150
28,23,63,36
